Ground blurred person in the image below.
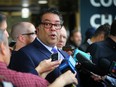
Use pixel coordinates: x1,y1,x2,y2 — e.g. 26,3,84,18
67,29,82,49
79,24,110,87
9,8,80,86
86,20,116,87
0,29,78,87
0,13,9,38
80,24,110,52
84,27,96,43
79,27,96,52
10,22,37,51
89,24,110,43
0,13,12,54
57,26,67,49
87,21,116,66
9,22,37,69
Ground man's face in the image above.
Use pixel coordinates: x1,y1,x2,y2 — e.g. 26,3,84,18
2,36,11,65
71,32,82,47
5,43,11,65
0,20,9,37
24,26,36,45
37,13,61,47
57,27,67,49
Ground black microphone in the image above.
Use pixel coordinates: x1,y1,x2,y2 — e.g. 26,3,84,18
76,53,96,72
99,58,111,74
99,58,116,86
99,58,116,77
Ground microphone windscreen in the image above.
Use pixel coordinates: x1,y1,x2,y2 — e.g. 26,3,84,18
76,53,96,72
76,53,93,64
99,58,111,73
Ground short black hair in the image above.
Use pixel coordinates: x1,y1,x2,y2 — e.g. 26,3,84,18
37,8,63,27
93,24,110,39
110,20,116,36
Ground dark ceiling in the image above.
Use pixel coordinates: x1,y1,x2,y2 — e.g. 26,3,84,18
0,0,78,13
0,0,41,13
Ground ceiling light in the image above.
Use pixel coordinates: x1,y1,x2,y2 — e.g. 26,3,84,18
22,0,29,7
38,0,48,4
22,3,29,7
21,8,29,18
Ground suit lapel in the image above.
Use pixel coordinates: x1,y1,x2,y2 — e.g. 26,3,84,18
32,38,69,59
32,38,52,58
58,49,69,59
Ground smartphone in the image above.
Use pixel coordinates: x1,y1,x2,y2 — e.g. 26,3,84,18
51,53,58,61
109,61,116,75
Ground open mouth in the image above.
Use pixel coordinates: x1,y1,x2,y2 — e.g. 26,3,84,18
50,34,56,38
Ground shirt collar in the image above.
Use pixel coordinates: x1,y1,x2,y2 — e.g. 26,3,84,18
87,39,93,45
37,38,57,53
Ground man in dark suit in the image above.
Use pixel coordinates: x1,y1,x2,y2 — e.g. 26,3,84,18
9,8,71,83
87,21,116,67
79,24,110,52
86,20,116,87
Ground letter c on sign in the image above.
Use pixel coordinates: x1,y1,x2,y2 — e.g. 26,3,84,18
90,0,101,7
90,14,100,28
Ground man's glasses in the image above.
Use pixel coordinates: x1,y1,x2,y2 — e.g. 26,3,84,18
41,22,63,30
22,32,36,36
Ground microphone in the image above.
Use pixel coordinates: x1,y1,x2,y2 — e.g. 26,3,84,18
73,48,92,62
59,56,76,74
59,56,77,87
99,58,110,74
76,53,96,72
99,58,116,77
99,59,116,86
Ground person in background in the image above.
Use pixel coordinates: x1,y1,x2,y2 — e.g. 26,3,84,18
86,20,116,87
67,29,82,49
57,26,67,49
78,24,110,87
8,22,37,69
79,27,96,52
0,29,78,87
10,22,37,51
84,27,96,43
0,13,9,37
87,21,116,67
79,24,110,52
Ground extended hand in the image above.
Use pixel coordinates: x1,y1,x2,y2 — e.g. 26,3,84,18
35,59,60,78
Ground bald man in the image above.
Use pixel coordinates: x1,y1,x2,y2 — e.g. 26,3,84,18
11,22,37,51
57,26,67,49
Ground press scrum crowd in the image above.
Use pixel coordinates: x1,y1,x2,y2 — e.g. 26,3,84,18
0,7,116,87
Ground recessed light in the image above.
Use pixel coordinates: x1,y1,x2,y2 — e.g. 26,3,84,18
38,0,48,4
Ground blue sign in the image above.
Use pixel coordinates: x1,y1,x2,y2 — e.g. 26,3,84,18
80,0,116,40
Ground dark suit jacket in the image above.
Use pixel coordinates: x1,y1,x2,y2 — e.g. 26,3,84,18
87,37,116,75
79,42,90,52
9,38,69,83
87,38,116,64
